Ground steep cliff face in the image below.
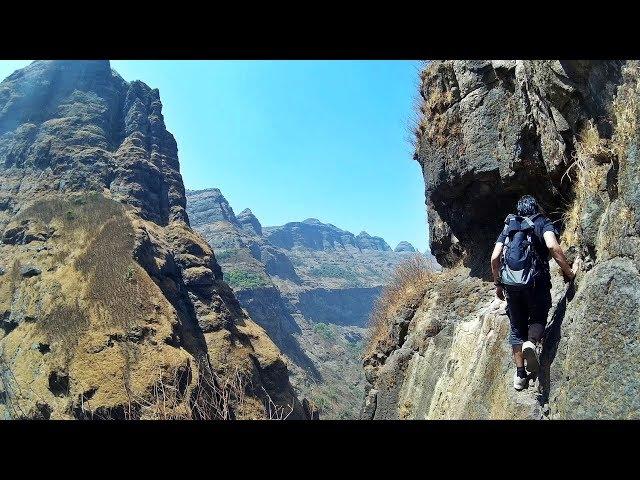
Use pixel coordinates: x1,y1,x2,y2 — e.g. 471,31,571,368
186,188,430,418
418,60,623,276
363,60,639,420
0,61,305,419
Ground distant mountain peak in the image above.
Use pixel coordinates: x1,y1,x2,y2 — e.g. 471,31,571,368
356,232,391,252
237,207,262,236
185,188,238,228
394,241,416,252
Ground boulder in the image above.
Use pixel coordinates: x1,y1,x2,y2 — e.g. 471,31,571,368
19,265,41,277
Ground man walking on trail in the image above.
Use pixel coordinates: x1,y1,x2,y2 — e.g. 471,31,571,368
490,195,577,390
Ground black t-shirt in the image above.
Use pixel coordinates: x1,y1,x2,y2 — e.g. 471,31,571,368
496,214,558,262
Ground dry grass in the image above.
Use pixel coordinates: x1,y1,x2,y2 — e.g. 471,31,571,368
408,62,459,158
563,61,640,249
562,121,611,247
0,355,27,419
365,254,434,356
562,121,612,184
2,357,293,420
15,193,157,341
612,61,640,158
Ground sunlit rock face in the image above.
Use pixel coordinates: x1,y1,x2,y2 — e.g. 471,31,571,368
0,60,306,420
415,60,623,277
363,60,639,420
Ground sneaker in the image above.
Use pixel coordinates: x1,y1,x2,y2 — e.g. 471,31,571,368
513,371,527,391
522,341,539,376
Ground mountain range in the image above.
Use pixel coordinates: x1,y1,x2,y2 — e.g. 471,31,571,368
186,187,436,418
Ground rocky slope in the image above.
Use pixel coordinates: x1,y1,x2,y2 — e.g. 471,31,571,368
363,60,639,419
0,60,307,419
186,188,432,418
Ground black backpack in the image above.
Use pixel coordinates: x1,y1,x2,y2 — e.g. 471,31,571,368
499,213,543,290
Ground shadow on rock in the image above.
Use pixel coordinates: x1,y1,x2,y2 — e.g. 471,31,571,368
538,281,576,405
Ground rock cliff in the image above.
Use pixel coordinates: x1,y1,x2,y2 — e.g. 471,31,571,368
0,61,305,419
394,241,416,253
186,188,431,418
362,60,639,420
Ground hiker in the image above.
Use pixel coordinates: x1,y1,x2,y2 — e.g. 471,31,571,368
490,195,577,391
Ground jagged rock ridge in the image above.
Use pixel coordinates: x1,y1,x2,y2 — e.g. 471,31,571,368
0,61,306,419
186,187,428,419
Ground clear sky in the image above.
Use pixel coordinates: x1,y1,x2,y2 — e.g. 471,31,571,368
0,60,429,251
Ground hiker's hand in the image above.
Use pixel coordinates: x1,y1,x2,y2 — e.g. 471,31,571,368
496,285,505,301
566,257,582,283
562,269,575,283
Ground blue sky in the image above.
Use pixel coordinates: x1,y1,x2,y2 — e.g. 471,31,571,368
0,60,429,251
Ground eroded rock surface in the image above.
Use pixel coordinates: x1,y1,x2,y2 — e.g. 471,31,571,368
416,60,623,276
0,61,305,420
363,60,639,420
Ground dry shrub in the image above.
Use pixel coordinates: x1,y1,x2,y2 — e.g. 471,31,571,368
15,192,122,234
426,87,455,112
74,213,143,330
117,364,244,420
39,301,90,356
366,254,433,356
116,364,293,420
563,121,612,184
2,358,292,420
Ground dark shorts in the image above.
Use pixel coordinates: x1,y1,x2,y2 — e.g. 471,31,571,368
505,278,552,346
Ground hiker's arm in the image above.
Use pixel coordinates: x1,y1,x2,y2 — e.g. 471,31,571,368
543,231,574,281
490,242,505,300
490,242,503,282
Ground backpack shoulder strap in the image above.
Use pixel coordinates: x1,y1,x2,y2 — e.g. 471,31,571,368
522,216,535,230
504,214,516,225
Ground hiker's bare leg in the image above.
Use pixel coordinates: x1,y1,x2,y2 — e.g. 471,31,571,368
512,345,524,368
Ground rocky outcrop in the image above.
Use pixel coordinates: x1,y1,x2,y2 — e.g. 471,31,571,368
394,241,416,253
416,60,623,276
186,188,426,418
355,232,392,252
237,208,262,236
186,188,239,227
363,60,639,420
0,61,305,420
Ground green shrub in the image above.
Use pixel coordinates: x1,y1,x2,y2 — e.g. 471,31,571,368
308,264,358,282
289,256,305,267
313,322,335,340
224,269,269,290
214,249,235,262
346,340,364,356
